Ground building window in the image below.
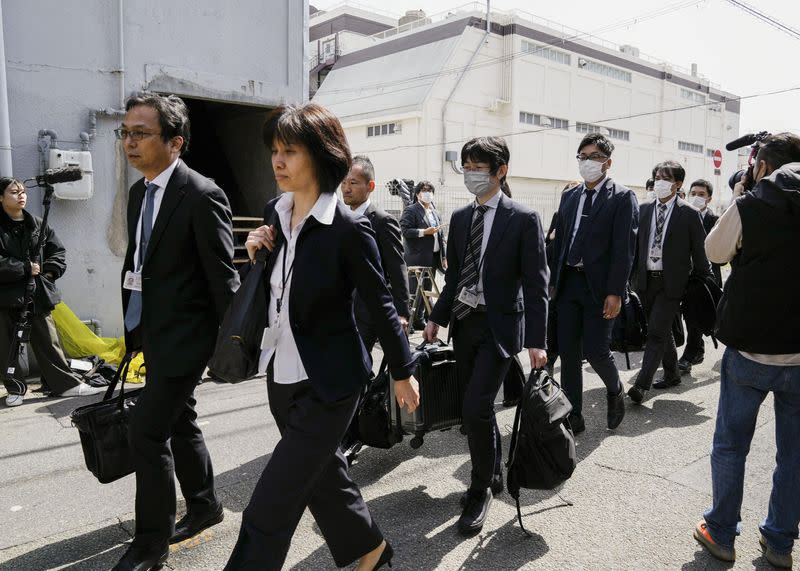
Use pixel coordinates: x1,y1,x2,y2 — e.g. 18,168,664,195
521,40,571,66
576,122,602,134
679,141,704,154
367,122,401,137
681,88,706,103
519,112,568,130
606,128,630,141
582,59,632,83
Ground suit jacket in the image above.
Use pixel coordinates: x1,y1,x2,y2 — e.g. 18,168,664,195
702,210,723,286
354,203,410,324
635,198,712,300
429,192,549,357
400,201,446,268
550,179,639,304
258,197,414,402
121,160,239,377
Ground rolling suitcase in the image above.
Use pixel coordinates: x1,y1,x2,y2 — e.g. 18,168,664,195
391,340,465,449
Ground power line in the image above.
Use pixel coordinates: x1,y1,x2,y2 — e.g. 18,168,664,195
723,0,800,40
316,0,705,98
358,84,800,154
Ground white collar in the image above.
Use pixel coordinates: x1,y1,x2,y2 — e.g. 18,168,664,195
474,190,502,209
583,175,609,194
145,158,180,190
353,197,371,216
275,191,338,226
656,194,678,210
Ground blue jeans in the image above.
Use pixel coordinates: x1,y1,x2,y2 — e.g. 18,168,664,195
704,348,800,555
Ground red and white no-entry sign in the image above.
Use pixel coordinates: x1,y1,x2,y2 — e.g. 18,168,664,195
712,149,722,169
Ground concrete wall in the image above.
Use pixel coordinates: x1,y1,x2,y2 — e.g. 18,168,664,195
3,0,308,337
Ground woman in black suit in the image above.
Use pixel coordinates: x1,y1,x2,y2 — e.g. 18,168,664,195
400,181,446,327
224,103,419,571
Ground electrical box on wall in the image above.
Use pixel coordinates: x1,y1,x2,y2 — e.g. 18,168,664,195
48,149,94,199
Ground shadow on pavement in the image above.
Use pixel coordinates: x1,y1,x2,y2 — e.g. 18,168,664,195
0,519,132,571
291,485,549,570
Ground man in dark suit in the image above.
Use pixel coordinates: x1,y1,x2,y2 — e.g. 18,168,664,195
424,137,548,536
400,181,446,328
679,179,722,374
112,92,239,571
550,134,638,434
341,155,410,352
628,162,712,403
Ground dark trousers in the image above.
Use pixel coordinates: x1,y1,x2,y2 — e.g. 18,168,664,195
556,268,622,416
635,274,681,390
453,311,510,491
682,321,705,362
0,308,82,396
128,370,217,547
225,379,382,571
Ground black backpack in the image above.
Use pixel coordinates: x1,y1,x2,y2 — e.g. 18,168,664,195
506,369,577,535
610,288,647,369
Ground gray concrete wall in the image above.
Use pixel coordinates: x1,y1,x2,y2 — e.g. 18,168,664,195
3,0,307,337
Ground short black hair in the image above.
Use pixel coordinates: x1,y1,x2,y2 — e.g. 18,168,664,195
577,133,614,157
414,180,435,195
755,132,800,172
653,160,686,184
461,136,512,195
125,92,191,154
689,178,713,197
645,178,654,190
0,177,23,195
351,155,375,183
263,102,351,194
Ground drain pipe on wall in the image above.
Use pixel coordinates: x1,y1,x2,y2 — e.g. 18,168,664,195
439,7,490,185
0,2,14,177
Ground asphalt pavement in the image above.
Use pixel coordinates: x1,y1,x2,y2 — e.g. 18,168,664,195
0,336,786,570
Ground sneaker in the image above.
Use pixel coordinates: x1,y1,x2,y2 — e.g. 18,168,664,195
58,383,106,397
5,394,23,407
759,534,793,569
693,520,736,562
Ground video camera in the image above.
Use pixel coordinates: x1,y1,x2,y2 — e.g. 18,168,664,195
726,131,771,193
385,178,416,209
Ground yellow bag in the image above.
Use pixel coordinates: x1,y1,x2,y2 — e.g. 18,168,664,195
51,303,146,382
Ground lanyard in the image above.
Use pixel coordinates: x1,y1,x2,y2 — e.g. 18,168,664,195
276,242,295,315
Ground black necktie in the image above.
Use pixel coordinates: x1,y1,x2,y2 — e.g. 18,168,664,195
566,188,596,267
452,205,489,320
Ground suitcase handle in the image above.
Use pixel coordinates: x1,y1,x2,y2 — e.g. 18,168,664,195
101,353,135,408
414,339,447,351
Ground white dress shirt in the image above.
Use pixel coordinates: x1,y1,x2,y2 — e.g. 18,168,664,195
417,204,441,252
568,176,609,265
257,191,338,383
132,158,180,270
353,197,371,216
646,195,677,271
474,190,501,304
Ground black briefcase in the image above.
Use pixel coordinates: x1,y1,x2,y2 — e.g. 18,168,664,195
70,354,141,484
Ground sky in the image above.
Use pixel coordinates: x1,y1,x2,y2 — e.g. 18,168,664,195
311,0,800,138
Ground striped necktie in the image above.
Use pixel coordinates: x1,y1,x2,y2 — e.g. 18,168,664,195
452,204,489,320
650,203,668,263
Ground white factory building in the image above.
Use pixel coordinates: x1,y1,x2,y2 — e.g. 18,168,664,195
311,4,741,222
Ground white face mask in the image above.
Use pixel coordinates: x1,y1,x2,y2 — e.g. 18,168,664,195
464,171,492,197
645,190,655,201
653,179,674,200
578,159,605,183
689,195,707,210
419,191,433,204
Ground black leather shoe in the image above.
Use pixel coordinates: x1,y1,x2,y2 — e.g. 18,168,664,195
169,505,224,544
653,375,681,389
677,358,693,375
627,385,648,404
607,389,625,430
460,470,503,507
567,413,585,434
373,541,394,569
457,488,493,536
111,544,168,571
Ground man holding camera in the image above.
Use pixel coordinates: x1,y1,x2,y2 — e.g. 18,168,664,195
694,133,800,568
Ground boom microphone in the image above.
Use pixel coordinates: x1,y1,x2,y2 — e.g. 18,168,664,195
35,166,83,186
725,131,769,151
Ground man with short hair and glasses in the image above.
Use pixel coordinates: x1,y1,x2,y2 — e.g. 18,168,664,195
549,133,638,433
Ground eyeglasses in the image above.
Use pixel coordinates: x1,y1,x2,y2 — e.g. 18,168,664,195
114,128,160,142
576,153,608,162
